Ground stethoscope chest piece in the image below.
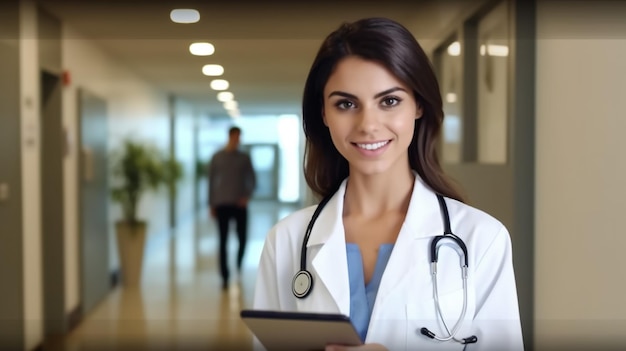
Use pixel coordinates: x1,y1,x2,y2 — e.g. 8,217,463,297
292,270,313,298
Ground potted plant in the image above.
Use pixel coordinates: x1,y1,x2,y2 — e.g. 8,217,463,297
110,139,182,287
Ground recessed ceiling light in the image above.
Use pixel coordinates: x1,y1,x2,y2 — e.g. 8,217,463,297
223,100,239,110
480,44,509,57
202,64,224,76
210,79,229,91
189,42,214,56
217,92,234,102
170,9,200,24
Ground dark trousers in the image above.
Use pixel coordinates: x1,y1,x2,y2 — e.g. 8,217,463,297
215,205,248,283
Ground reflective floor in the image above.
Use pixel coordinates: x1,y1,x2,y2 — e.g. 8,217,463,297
51,200,300,350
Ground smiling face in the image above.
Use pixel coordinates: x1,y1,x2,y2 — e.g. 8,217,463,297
322,56,423,178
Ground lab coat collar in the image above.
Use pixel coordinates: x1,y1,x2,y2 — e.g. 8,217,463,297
304,172,444,315
307,180,350,314
306,179,347,247
404,171,445,239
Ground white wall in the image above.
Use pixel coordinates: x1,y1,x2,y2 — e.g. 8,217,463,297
62,26,170,314
20,1,43,349
535,1,626,349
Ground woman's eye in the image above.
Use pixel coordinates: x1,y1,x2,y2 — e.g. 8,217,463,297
381,97,400,107
336,100,355,109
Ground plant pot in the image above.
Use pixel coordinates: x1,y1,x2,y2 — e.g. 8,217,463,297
115,221,147,288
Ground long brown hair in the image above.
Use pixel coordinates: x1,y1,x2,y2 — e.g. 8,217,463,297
302,17,465,203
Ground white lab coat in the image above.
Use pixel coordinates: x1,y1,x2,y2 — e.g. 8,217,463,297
252,175,524,351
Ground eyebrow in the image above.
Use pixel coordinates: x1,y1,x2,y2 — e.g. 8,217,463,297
327,87,407,100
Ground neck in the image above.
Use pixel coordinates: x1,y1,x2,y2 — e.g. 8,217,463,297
343,169,414,218
225,142,238,151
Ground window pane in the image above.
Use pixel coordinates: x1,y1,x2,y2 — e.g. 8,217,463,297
476,0,509,164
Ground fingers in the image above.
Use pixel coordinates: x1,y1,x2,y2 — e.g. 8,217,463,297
238,198,248,207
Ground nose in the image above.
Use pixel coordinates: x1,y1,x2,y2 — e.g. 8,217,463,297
356,107,380,133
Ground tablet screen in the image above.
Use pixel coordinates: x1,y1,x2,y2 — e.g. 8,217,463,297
240,309,363,351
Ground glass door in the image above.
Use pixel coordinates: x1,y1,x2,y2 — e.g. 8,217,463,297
241,143,279,200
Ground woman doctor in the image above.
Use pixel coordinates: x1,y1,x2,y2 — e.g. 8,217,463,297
253,17,523,351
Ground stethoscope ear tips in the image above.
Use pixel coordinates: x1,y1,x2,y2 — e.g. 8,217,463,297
420,328,435,339
292,270,313,299
462,335,478,344
419,327,477,344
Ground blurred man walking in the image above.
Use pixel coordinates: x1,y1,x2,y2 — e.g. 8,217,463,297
208,126,256,290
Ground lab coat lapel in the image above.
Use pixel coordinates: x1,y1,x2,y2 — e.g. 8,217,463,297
308,180,351,316
374,175,443,305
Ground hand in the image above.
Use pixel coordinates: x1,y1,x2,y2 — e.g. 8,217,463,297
237,197,249,207
325,343,388,351
210,207,216,218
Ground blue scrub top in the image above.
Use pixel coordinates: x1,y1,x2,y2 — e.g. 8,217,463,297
346,243,394,342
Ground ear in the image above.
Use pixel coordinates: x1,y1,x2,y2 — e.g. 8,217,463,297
415,101,424,120
322,107,328,126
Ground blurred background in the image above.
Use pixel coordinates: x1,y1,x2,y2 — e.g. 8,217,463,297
1,0,625,350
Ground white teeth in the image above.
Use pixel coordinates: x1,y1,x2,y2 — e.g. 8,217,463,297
356,141,389,150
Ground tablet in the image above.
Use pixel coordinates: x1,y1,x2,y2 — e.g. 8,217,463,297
240,309,362,351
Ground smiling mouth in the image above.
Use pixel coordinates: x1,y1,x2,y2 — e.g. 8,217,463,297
354,140,390,151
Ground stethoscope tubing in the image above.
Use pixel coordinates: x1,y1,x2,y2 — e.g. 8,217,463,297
431,265,469,342
299,190,335,271
294,189,477,345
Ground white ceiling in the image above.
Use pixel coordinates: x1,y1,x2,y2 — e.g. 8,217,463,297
38,0,472,118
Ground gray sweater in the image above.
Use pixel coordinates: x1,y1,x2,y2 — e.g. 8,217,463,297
208,149,256,207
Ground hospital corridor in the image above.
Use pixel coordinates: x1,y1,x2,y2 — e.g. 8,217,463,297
3,0,626,350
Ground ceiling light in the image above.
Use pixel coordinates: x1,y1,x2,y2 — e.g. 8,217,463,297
480,44,509,57
217,92,234,102
202,64,224,76
447,41,461,56
189,42,214,56
487,44,509,57
170,9,200,24
210,79,229,91
223,100,238,110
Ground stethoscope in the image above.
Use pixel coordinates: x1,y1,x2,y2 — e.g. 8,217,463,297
291,190,478,345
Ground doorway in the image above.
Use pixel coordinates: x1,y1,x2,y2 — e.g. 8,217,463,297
40,69,65,337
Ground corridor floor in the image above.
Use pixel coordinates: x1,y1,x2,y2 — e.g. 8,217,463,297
52,200,300,350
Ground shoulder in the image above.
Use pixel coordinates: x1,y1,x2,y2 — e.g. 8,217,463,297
444,198,506,233
212,149,226,159
236,149,252,159
442,197,512,256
